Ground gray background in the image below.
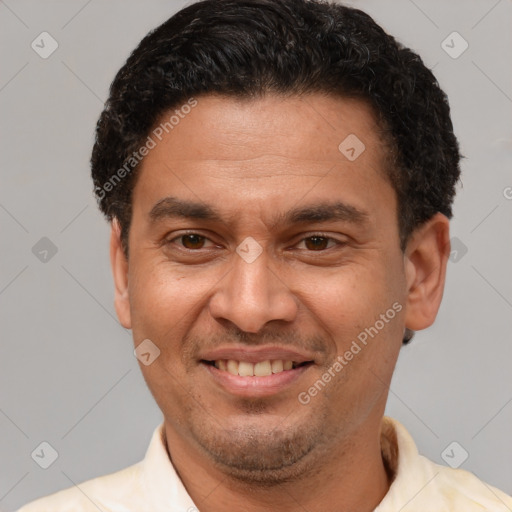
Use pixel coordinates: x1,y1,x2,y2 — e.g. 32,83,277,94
1,0,511,509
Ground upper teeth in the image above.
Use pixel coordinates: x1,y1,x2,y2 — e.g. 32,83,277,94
214,359,294,377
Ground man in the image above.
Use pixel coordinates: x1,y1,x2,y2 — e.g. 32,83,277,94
18,0,512,510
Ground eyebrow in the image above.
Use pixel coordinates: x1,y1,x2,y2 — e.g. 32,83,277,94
148,196,368,228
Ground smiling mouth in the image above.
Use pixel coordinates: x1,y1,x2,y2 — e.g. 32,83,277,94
201,359,313,377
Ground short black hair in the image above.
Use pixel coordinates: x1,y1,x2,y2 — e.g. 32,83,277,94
91,0,461,259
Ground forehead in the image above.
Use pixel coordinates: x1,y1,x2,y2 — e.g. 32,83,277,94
131,93,396,230
148,93,386,163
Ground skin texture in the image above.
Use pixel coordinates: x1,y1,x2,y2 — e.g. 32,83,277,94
110,93,450,512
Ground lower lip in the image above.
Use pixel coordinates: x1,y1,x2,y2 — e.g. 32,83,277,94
202,363,311,398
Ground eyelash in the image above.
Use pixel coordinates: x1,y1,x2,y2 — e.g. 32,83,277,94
165,231,345,252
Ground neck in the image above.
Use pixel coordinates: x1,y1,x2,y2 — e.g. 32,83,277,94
164,415,392,512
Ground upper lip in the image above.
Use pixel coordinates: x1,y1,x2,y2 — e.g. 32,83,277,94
199,346,316,364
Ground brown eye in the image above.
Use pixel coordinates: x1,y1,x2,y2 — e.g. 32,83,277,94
304,236,330,251
180,234,206,249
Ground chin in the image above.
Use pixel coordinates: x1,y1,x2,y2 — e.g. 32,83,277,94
188,411,331,485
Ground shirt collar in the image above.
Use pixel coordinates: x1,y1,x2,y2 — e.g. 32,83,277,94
140,421,197,511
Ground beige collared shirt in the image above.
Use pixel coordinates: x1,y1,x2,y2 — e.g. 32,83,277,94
18,416,512,511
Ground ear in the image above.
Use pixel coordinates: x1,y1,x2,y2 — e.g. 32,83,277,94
110,218,132,329
403,213,450,331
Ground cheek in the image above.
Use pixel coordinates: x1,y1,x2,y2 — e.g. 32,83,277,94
303,262,389,328
303,257,404,368
128,261,185,339
127,259,222,342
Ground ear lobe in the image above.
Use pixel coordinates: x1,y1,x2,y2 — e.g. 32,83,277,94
404,213,450,332
110,218,132,329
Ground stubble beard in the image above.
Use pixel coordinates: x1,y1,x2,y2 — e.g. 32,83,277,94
187,398,334,486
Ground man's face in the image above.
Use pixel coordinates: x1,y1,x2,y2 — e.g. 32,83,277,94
116,94,410,481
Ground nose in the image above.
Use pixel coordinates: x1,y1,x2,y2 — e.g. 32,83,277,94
208,247,298,333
